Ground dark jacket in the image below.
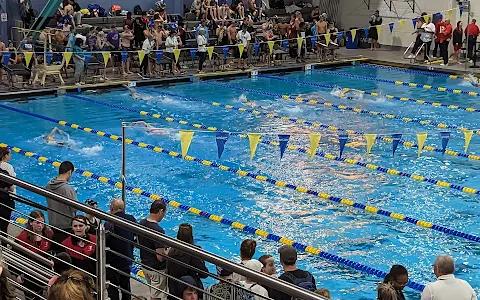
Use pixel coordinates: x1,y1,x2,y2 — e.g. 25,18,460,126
105,212,137,270
166,246,209,299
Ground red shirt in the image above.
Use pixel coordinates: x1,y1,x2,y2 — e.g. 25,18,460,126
437,21,452,43
62,234,97,260
16,229,53,254
465,23,480,36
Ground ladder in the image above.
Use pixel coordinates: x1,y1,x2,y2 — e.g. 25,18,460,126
404,41,431,63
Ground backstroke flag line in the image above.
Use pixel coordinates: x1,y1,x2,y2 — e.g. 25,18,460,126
278,134,290,159
440,132,451,154
464,130,474,153
215,132,229,159
180,130,194,158
416,132,427,157
392,134,402,156
308,133,321,159
365,134,377,154
339,134,348,158
248,133,261,161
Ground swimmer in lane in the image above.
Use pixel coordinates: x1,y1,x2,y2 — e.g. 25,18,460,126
131,121,165,135
44,127,70,147
125,85,141,100
338,88,363,99
466,74,479,87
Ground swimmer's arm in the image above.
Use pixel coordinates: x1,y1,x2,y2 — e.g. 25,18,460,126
45,127,59,140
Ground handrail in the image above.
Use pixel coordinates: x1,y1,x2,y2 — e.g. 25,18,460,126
0,173,328,300
0,234,53,268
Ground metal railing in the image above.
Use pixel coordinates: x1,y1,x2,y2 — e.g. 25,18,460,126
0,172,329,300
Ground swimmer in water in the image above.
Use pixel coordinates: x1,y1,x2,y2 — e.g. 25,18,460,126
131,121,164,135
241,98,270,111
338,89,363,99
125,85,141,100
44,127,70,147
466,74,479,87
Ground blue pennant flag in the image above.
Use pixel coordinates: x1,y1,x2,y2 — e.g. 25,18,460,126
389,23,394,33
310,35,317,46
339,134,348,158
190,49,197,61
283,39,288,51
440,132,451,154
337,32,343,43
45,52,53,64
216,132,229,159
84,52,91,67
391,133,402,156
254,42,261,55
2,52,10,66
222,46,229,57
278,134,290,159
121,51,128,62
156,50,163,64
412,18,417,28
460,6,464,17
364,27,369,37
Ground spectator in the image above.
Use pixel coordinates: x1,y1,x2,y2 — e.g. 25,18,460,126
208,0,219,20
167,223,208,299
432,14,443,58
86,27,97,51
138,200,169,300
232,239,256,282
369,10,382,51
227,22,237,45
48,252,72,289
197,27,208,73
84,199,99,235
191,0,202,21
0,147,15,194
216,22,229,46
0,169,14,239
311,6,320,21
0,263,16,300
61,215,97,276
465,19,480,62
247,0,259,21
141,32,155,79
407,18,426,60
16,210,53,254
178,22,187,46
165,30,181,74
69,0,82,27
452,21,463,64
236,1,245,20
121,25,134,75
315,289,330,299
47,269,95,300
66,26,76,50
154,25,166,50
141,12,149,25
72,38,85,85
438,18,452,66
46,161,78,244
316,15,327,36
124,12,134,30
205,266,245,300
240,259,269,300
106,25,120,71
19,34,34,86
421,255,477,300
271,245,316,300
259,255,276,277
377,265,408,300
134,18,147,48
106,198,137,300
236,24,251,69
196,19,210,40
96,27,107,50
179,276,200,300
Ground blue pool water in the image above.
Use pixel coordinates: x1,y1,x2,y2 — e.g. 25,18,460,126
3,64,480,300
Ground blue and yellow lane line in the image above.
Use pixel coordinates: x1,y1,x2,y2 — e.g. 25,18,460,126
359,64,472,81
1,104,479,245
313,69,480,111
69,94,480,197
201,81,480,162
2,143,425,291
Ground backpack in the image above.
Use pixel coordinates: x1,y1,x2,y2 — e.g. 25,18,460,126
282,272,316,299
133,5,143,15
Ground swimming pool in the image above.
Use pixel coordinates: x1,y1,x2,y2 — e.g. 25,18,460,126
3,63,480,300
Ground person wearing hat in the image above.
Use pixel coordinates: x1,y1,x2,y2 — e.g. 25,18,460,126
205,266,242,300
271,245,316,300
178,275,200,300
241,259,269,300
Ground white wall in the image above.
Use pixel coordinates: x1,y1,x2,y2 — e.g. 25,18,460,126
338,0,460,47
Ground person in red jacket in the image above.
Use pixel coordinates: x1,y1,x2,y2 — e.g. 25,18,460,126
465,19,480,61
17,210,54,254
437,18,452,65
62,215,97,277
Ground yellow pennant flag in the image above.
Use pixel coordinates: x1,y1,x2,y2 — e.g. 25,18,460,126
351,29,357,41
24,52,33,67
308,133,321,159
247,133,261,161
138,50,145,65
376,25,382,38
267,41,274,54
207,46,214,60
447,9,453,19
424,14,429,23
238,43,245,57
365,134,377,154
399,19,406,29
173,49,181,63
179,130,194,158
296,37,303,49
102,51,110,66
63,52,73,65
416,132,427,157
464,130,474,153
324,33,331,46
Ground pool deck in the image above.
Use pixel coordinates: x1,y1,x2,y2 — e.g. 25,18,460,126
1,46,478,100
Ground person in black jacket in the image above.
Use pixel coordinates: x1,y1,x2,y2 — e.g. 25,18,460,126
167,223,208,300
105,198,137,300
0,168,14,242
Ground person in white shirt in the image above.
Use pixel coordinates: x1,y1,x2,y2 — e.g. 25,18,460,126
0,147,15,194
236,24,251,69
140,33,155,79
421,255,477,300
165,30,181,74
241,259,269,300
197,28,208,73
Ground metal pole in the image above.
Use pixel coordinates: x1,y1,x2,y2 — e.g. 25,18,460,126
466,1,471,71
121,122,126,204
97,224,108,300
0,173,327,300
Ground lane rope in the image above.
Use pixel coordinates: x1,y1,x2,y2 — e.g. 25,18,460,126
2,104,479,244
201,81,480,161
313,69,480,111
1,142,425,291
358,64,470,81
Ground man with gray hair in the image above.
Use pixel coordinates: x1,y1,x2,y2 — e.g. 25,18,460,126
421,255,477,300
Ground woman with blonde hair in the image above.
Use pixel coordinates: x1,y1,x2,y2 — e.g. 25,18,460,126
47,269,95,300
